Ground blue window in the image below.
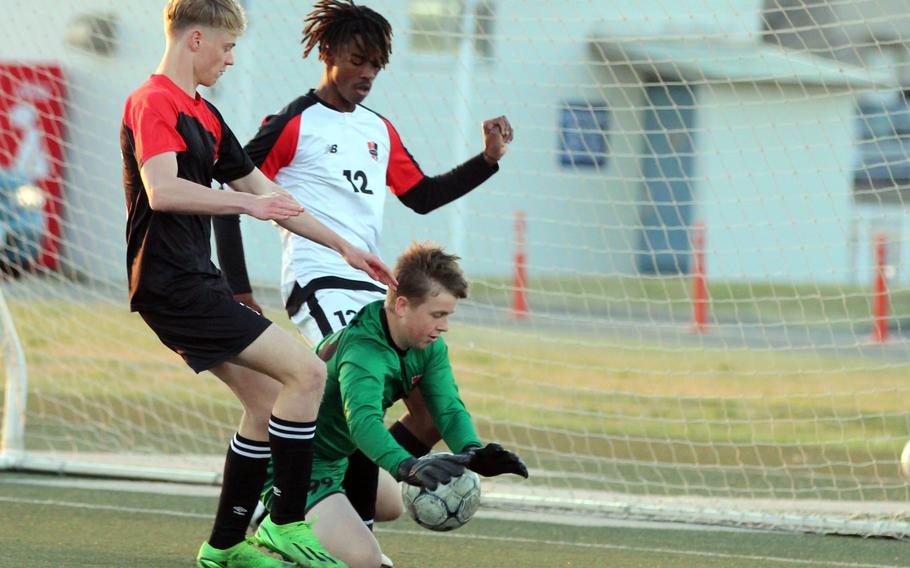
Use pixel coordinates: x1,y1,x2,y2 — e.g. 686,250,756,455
558,102,609,168
854,96,910,203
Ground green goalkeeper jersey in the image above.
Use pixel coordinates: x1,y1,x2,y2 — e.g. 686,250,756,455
312,300,482,475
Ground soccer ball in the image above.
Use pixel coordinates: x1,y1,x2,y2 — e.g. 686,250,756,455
401,463,481,532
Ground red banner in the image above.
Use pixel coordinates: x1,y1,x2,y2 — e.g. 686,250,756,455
0,64,67,270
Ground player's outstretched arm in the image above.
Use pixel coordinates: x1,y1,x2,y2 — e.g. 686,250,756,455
396,453,472,491
230,167,398,288
141,153,302,218
462,442,529,479
276,209,397,288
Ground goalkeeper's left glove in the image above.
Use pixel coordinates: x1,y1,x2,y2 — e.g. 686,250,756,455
396,452,471,490
462,442,529,479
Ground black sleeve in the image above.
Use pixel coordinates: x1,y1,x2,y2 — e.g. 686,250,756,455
213,213,252,295
207,102,256,184
396,153,499,215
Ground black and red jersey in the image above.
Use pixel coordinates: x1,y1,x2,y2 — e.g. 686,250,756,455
121,74,254,311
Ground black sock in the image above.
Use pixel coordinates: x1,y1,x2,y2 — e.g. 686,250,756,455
342,449,379,528
268,415,315,525
209,433,271,550
389,420,432,457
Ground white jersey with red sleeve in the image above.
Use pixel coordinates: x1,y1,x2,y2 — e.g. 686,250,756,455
244,91,425,304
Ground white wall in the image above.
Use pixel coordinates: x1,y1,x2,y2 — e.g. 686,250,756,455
592,0,764,40
0,0,852,290
695,82,857,283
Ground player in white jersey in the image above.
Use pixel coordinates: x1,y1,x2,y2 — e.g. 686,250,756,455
219,1,512,562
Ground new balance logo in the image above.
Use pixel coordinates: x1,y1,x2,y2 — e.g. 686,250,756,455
232,506,248,516
326,144,338,154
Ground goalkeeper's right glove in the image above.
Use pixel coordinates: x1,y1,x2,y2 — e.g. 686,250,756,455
396,453,472,491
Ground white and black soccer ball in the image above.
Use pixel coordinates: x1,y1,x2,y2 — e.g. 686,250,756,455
401,460,481,532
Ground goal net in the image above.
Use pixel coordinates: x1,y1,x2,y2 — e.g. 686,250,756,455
2,0,910,536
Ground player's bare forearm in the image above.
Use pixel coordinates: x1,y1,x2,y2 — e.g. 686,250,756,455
232,167,396,286
227,167,288,197
276,213,396,287
237,152,347,249
275,210,349,255
153,178,254,214
141,153,257,215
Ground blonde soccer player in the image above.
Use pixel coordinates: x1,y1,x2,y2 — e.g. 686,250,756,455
121,1,395,565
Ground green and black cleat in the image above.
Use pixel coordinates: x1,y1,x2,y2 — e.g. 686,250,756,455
253,515,347,567
196,539,297,568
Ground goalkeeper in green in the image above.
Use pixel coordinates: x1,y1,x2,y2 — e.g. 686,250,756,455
256,242,528,567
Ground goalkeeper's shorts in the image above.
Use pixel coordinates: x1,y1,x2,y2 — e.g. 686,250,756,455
260,456,349,512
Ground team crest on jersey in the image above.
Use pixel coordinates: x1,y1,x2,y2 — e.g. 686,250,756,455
367,141,378,161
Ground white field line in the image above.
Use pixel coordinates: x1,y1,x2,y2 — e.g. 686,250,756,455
0,495,211,518
376,526,909,568
0,494,905,568
0,475,750,530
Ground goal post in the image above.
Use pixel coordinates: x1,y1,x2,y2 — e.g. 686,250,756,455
2,0,910,536
0,286,27,466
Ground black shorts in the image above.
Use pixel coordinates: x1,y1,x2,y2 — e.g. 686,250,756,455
140,286,272,373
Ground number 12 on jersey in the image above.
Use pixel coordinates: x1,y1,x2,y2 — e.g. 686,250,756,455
342,170,372,194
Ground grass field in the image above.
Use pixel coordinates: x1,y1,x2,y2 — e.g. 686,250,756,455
5,286,910,503
3,275,910,563
1,473,909,568
470,275,910,329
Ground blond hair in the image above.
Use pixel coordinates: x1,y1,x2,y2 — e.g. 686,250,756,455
163,0,247,36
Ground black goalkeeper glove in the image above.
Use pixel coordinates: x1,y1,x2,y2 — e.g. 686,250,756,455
396,452,472,490
463,442,529,479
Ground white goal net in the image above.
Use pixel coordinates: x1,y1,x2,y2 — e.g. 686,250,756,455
2,0,910,536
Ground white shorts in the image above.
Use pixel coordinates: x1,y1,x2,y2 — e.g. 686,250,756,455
290,287,386,346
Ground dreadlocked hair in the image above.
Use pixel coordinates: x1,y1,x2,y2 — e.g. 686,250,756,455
302,0,393,67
